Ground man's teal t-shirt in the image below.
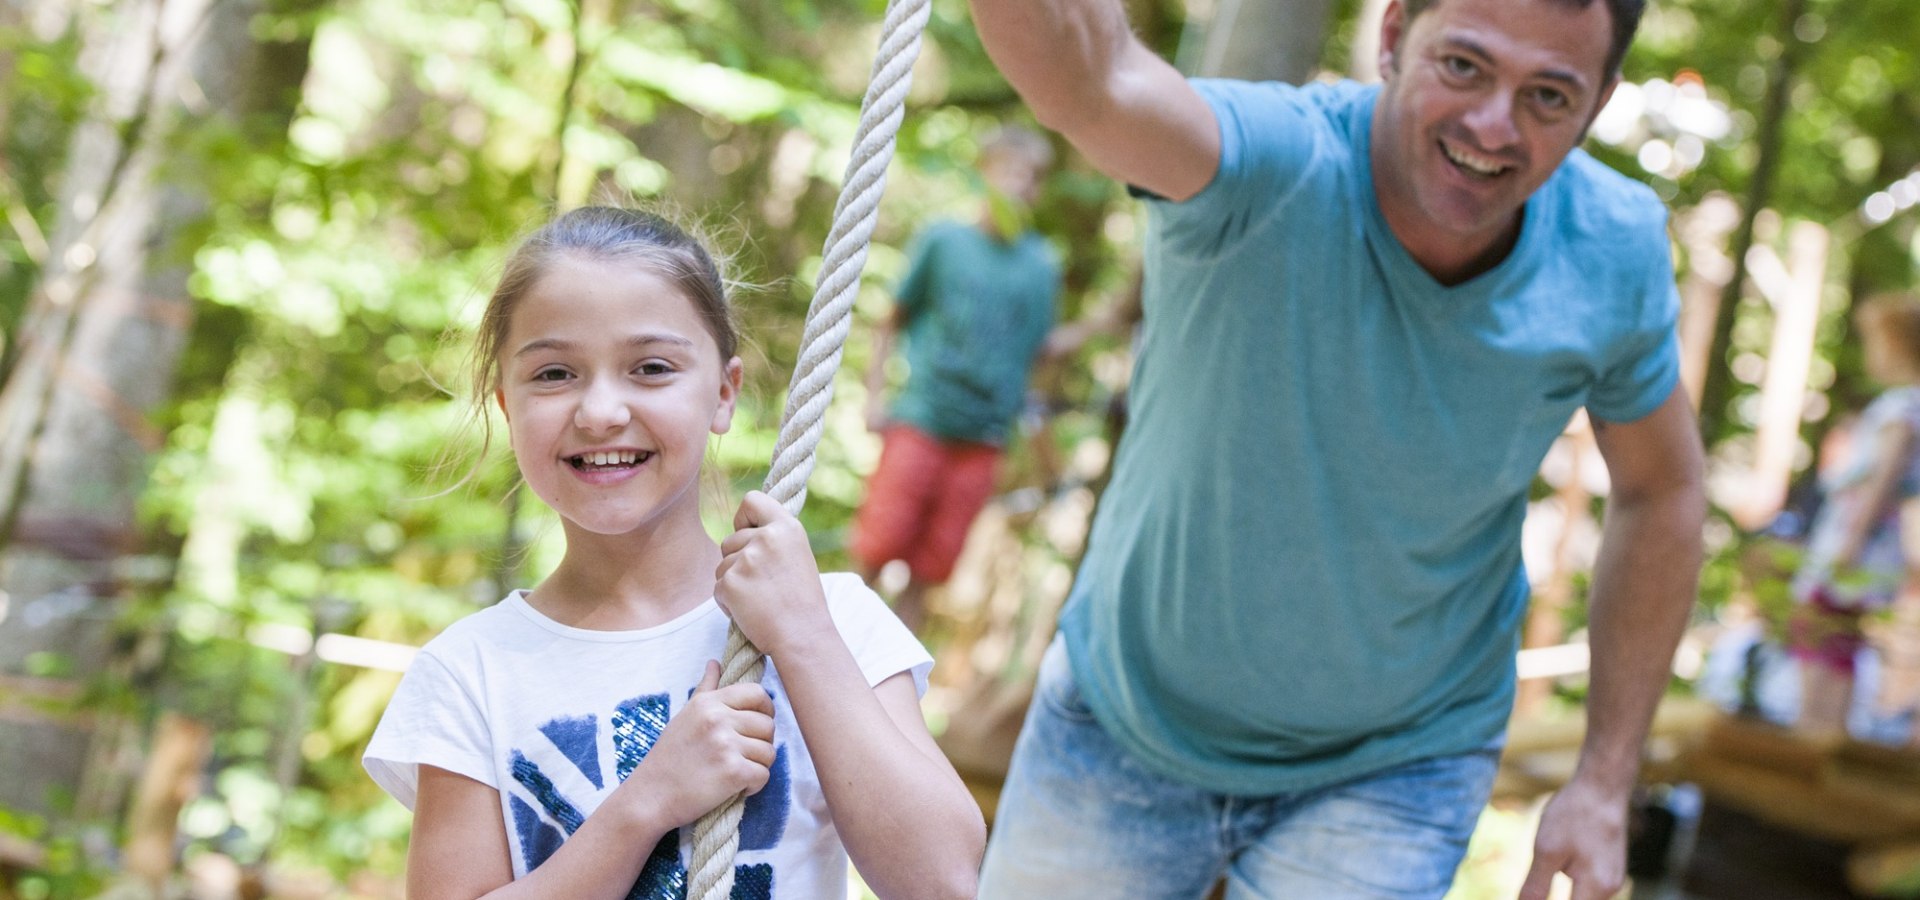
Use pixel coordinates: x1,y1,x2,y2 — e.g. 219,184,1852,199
889,221,1060,445
1060,80,1682,794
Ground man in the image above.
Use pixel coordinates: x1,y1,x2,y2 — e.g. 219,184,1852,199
852,127,1061,632
966,0,1705,897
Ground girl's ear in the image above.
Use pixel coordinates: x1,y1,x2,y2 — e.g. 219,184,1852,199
711,357,743,435
495,387,509,422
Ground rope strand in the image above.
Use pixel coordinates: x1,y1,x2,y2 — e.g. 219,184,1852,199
685,0,931,896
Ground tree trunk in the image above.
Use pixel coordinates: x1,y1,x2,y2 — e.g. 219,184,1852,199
1181,0,1337,84
1736,221,1829,530
0,0,320,822
1696,0,1811,443
1515,425,1596,717
1347,0,1393,82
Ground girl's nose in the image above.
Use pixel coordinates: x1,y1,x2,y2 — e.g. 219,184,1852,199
574,378,632,432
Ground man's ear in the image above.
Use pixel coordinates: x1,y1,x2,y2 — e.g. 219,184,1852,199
711,357,743,434
1378,0,1408,79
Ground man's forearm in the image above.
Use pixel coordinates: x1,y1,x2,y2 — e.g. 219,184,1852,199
968,0,1130,134
969,0,1219,199
1576,480,1705,792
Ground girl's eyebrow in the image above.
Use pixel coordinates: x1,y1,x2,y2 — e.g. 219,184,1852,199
513,333,696,357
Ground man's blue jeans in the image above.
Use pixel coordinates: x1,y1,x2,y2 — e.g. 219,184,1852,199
978,637,1500,899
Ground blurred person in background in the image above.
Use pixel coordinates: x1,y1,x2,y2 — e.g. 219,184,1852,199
852,127,1062,633
1788,294,1920,737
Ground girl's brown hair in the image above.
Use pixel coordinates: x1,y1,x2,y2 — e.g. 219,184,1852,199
470,206,739,406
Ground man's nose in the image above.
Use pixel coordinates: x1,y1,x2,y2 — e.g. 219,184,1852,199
1462,91,1520,150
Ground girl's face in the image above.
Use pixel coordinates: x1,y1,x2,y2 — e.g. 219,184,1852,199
496,257,741,538
1862,325,1920,387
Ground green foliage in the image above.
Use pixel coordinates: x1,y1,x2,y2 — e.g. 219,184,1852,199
0,807,106,899
0,21,89,350
1606,0,1920,448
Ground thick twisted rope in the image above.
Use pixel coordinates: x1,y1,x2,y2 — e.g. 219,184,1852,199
685,0,931,896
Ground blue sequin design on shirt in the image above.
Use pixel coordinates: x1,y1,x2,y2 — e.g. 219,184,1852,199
540,714,604,790
511,750,584,833
730,863,773,900
624,832,686,900
740,745,790,851
508,688,789,897
613,693,672,782
509,795,564,871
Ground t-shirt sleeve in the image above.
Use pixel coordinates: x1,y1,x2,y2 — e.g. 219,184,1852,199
362,650,495,810
820,572,934,697
1146,79,1328,260
1588,230,1683,423
1891,389,1920,434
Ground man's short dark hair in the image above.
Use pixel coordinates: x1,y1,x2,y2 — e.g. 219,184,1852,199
1403,0,1646,80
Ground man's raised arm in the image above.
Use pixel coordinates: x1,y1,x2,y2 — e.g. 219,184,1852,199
967,0,1221,201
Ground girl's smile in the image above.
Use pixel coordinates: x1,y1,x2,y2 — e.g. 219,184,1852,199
565,446,654,483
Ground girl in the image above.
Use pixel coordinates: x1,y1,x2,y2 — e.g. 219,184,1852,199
1789,294,1920,736
364,207,985,899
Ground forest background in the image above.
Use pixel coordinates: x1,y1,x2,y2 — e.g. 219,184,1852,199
0,0,1916,895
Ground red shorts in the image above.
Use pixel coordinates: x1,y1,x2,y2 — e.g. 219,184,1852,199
850,425,1001,583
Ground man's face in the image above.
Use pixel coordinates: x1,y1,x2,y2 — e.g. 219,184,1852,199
1372,0,1619,268
982,150,1044,208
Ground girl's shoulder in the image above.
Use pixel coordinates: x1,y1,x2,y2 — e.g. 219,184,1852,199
818,570,876,599
817,571,889,622
813,572,933,695
408,593,536,662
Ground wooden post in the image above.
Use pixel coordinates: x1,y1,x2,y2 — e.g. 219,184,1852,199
122,712,212,892
1736,221,1831,530
1674,194,1741,410
1516,423,1596,717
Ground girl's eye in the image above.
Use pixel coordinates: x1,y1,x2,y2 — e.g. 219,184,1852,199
637,361,674,377
1443,56,1478,79
533,367,570,382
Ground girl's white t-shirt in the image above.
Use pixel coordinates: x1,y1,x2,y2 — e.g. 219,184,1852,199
363,572,931,899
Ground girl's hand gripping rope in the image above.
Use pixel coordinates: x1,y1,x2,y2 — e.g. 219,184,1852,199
714,490,836,660
625,660,775,829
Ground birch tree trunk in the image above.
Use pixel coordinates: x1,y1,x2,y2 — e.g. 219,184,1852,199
1182,0,1338,84
1696,0,1809,442
0,0,319,820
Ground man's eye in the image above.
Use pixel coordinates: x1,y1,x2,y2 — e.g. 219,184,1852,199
1443,56,1478,78
1533,87,1569,110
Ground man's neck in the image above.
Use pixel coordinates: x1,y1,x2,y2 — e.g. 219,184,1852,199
1401,214,1524,287
980,191,1029,243
1371,168,1525,286
979,212,1018,242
